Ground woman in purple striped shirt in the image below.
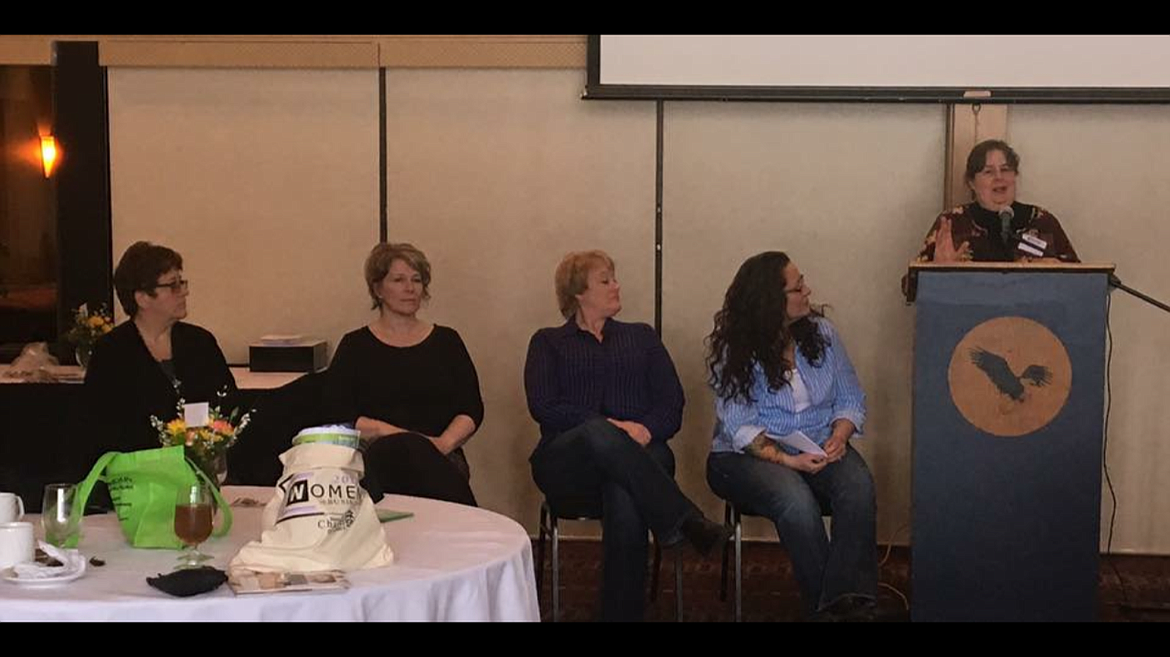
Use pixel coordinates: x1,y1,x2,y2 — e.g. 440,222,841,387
525,249,729,621
706,251,878,621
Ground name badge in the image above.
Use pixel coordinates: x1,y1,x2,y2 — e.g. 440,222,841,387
1020,233,1048,250
1016,242,1044,257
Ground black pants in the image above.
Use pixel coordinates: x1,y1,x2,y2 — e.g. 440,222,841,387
531,418,697,621
363,432,477,507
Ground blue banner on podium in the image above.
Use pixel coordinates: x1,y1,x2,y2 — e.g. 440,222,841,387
910,263,1112,621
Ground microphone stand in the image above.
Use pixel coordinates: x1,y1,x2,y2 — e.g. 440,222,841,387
1005,233,1170,315
1106,273,1170,617
1108,274,1170,314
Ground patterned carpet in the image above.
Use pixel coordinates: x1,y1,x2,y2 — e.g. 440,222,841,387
533,540,1170,622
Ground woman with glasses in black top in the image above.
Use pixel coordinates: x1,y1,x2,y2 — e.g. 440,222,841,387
85,241,236,454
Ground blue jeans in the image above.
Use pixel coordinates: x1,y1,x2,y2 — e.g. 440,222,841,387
707,446,878,614
531,418,695,621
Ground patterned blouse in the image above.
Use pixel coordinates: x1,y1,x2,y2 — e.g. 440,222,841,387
912,201,1080,264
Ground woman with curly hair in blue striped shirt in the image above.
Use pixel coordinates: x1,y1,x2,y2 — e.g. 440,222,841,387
705,251,878,621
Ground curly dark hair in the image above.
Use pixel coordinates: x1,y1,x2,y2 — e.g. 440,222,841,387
706,251,828,403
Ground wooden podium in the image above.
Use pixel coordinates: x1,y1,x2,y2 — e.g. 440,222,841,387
907,262,1114,621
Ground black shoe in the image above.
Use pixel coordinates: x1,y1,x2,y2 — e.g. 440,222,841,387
807,608,839,622
814,595,877,622
842,599,877,622
679,515,733,558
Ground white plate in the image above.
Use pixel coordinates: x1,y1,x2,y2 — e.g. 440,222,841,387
1,563,86,587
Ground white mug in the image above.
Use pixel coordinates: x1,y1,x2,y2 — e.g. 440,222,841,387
0,493,25,524
0,522,35,569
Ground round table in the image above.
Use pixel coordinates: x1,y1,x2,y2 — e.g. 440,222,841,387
0,486,539,621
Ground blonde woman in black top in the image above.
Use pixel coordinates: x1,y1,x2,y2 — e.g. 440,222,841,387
327,243,482,506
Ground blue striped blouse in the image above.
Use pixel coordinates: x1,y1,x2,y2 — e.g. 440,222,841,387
711,317,866,455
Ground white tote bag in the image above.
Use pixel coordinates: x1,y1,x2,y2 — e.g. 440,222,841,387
231,440,394,572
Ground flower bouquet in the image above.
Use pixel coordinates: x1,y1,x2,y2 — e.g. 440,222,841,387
152,387,250,486
66,304,113,368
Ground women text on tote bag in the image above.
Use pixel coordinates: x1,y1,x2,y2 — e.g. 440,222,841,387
230,438,393,572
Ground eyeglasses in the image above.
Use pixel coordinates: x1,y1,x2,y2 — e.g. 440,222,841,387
150,278,189,293
784,280,808,295
976,165,1017,177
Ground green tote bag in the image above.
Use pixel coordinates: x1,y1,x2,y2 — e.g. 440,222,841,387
70,445,232,549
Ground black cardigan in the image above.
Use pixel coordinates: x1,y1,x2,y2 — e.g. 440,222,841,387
84,320,236,454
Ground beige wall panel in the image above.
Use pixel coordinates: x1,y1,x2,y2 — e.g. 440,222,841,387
662,102,946,544
383,69,655,532
1010,106,1170,554
108,68,379,362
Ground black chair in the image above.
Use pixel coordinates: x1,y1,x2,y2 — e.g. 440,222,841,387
227,370,334,486
535,499,684,622
718,499,831,622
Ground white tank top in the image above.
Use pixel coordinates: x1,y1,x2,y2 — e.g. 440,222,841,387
788,368,812,412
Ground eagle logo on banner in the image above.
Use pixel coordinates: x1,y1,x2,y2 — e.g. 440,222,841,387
969,348,1052,401
947,316,1072,437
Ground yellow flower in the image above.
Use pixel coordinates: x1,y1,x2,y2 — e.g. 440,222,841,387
166,419,187,434
88,316,105,328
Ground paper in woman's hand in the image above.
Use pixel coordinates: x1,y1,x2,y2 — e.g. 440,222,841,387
766,430,827,457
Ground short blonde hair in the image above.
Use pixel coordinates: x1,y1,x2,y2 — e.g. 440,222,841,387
364,242,431,310
554,250,615,320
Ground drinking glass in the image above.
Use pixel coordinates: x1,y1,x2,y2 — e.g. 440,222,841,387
42,483,79,547
174,482,214,569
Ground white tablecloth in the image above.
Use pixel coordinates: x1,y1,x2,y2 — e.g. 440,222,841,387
0,486,539,621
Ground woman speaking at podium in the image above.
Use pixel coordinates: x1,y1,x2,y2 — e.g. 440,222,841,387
912,139,1080,264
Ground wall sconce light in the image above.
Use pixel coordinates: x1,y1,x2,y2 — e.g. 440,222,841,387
40,135,59,178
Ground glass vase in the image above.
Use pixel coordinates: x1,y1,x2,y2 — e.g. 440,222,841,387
190,452,228,488
74,344,92,369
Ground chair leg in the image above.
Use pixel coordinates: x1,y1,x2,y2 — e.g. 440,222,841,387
536,503,548,609
551,516,560,623
719,502,732,602
674,547,684,622
649,539,661,603
734,509,743,623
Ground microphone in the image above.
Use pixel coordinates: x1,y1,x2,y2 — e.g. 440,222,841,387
998,207,1015,244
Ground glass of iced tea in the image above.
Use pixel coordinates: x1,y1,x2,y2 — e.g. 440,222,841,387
174,482,214,569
